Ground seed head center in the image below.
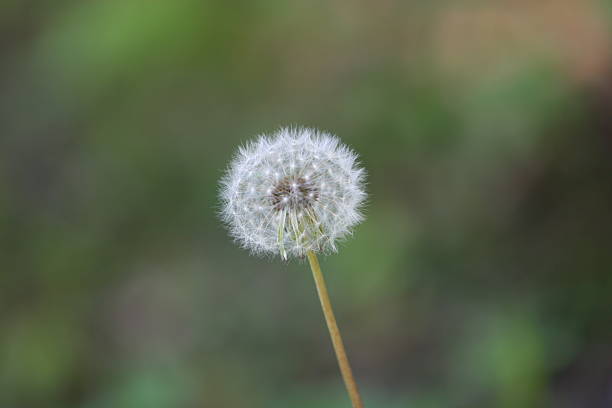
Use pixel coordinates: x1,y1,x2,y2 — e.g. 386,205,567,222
270,176,319,211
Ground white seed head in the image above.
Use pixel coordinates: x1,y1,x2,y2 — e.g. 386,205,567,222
219,127,366,260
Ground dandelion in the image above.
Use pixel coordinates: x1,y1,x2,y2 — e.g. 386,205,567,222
219,127,367,407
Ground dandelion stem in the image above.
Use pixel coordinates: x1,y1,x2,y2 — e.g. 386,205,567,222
306,251,364,408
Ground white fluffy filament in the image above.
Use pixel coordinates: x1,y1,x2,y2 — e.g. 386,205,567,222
220,127,366,259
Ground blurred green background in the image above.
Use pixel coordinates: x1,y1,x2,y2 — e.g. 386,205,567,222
2,1,612,407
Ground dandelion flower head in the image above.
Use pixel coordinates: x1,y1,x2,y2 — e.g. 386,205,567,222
220,127,366,259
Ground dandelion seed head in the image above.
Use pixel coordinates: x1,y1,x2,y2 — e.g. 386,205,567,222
219,127,367,259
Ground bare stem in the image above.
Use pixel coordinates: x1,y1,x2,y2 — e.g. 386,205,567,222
306,251,364,408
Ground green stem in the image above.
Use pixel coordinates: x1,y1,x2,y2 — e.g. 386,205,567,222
306,251,364,408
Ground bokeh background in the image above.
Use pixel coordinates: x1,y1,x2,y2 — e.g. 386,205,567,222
2,1,612,407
